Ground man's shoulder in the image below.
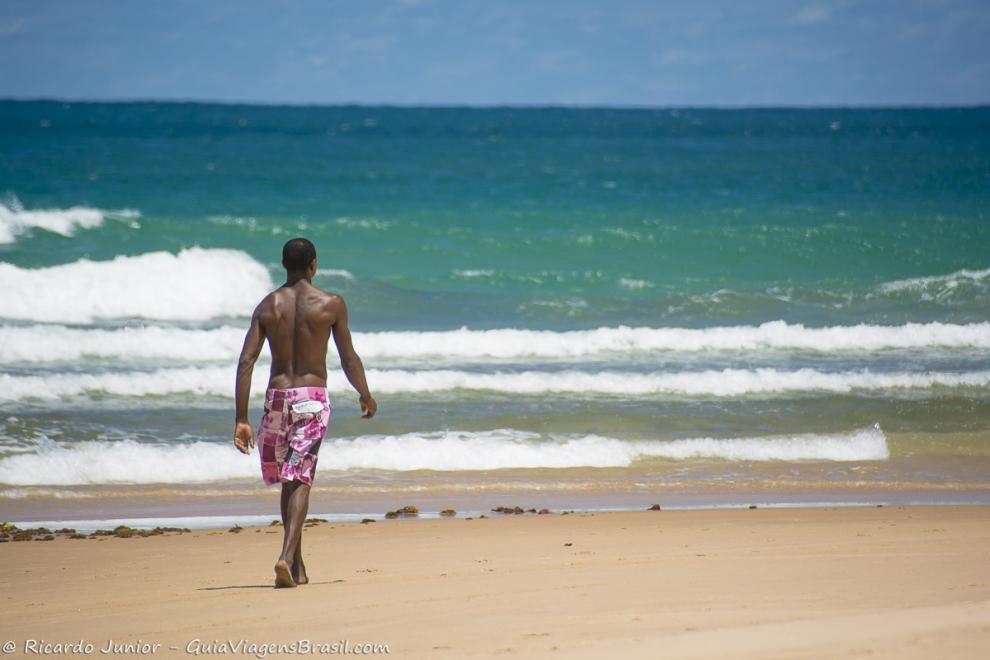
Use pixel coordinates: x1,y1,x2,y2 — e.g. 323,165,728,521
314,287,345,307
255,289,281,312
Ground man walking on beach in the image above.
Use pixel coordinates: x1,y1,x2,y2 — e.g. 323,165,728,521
233,237,377,588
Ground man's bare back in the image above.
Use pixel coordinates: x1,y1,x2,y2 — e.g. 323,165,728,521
258,281,338,390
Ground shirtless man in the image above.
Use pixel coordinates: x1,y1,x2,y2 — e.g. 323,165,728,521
233,237,377,588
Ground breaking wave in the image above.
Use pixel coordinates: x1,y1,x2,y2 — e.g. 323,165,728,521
0,366,987,401
1,321,988,363
0,426,889,484
0,248,273,323
0,196,138,244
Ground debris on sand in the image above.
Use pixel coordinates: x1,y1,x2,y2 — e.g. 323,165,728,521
228,525,243,534
85,526,190,539
492,506,525,515
11,527,64,541
360,518,375,524
440,509,457,517
152,526,191,534
385,505,419,519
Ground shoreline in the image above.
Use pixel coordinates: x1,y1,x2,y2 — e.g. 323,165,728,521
2,505,988,659
7,481,990,532
6,496,990,534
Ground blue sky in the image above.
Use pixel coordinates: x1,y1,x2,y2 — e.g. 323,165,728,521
1,0,988,106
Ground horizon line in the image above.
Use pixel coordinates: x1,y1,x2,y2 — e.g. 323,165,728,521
2,96,988,111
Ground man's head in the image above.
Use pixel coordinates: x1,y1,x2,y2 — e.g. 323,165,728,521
282,237,317,276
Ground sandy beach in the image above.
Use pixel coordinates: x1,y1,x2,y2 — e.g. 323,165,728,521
2,505,988,659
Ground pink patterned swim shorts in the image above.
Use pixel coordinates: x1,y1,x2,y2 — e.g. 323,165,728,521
258,387,331,487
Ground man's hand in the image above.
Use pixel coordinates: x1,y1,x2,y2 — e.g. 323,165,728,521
360,395,378,419
233,421,255,454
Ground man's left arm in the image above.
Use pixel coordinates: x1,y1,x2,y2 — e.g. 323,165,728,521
233,306,265,454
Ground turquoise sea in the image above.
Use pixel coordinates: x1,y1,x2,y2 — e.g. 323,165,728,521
1,101,988,525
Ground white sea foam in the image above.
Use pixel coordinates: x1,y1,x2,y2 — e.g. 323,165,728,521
319,426,890,470
0,440,257,485
877,266,990,297
0,325,247,363
353,322,990,358
0,248,273,323
316,268,356,281
357,368,990,396
5,321,988,364
0,366,986,402
0,426,889,484
0,196,138,244
334,217,391,230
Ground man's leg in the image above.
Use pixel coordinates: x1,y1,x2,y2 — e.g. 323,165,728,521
279,482,291,553
292,497,309,585
275,482,296,588
274,480,310,588
293,440,321,584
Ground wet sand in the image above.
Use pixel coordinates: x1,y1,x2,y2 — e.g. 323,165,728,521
1,505,988,659
5,479,990,529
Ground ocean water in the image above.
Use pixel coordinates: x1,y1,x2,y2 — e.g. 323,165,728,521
1,101,988,521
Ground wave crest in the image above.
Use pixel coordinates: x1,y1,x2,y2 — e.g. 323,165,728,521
2,321,988,364
0,366,986,402
0,196,138,244
0,248,273,323
877,266,990,301
0,426,889,484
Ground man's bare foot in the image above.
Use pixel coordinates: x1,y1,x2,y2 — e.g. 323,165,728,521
274,560,296,588
293,561,309,585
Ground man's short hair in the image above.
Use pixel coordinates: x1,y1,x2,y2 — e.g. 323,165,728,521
282,238,317,272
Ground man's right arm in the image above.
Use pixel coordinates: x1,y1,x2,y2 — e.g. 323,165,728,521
233,304,266,453
331,296,377,419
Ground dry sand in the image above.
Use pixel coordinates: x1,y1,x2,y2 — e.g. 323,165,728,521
1,505,988,659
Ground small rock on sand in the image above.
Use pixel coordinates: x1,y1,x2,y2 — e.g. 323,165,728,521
385,505,419,519
492,506,525,514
